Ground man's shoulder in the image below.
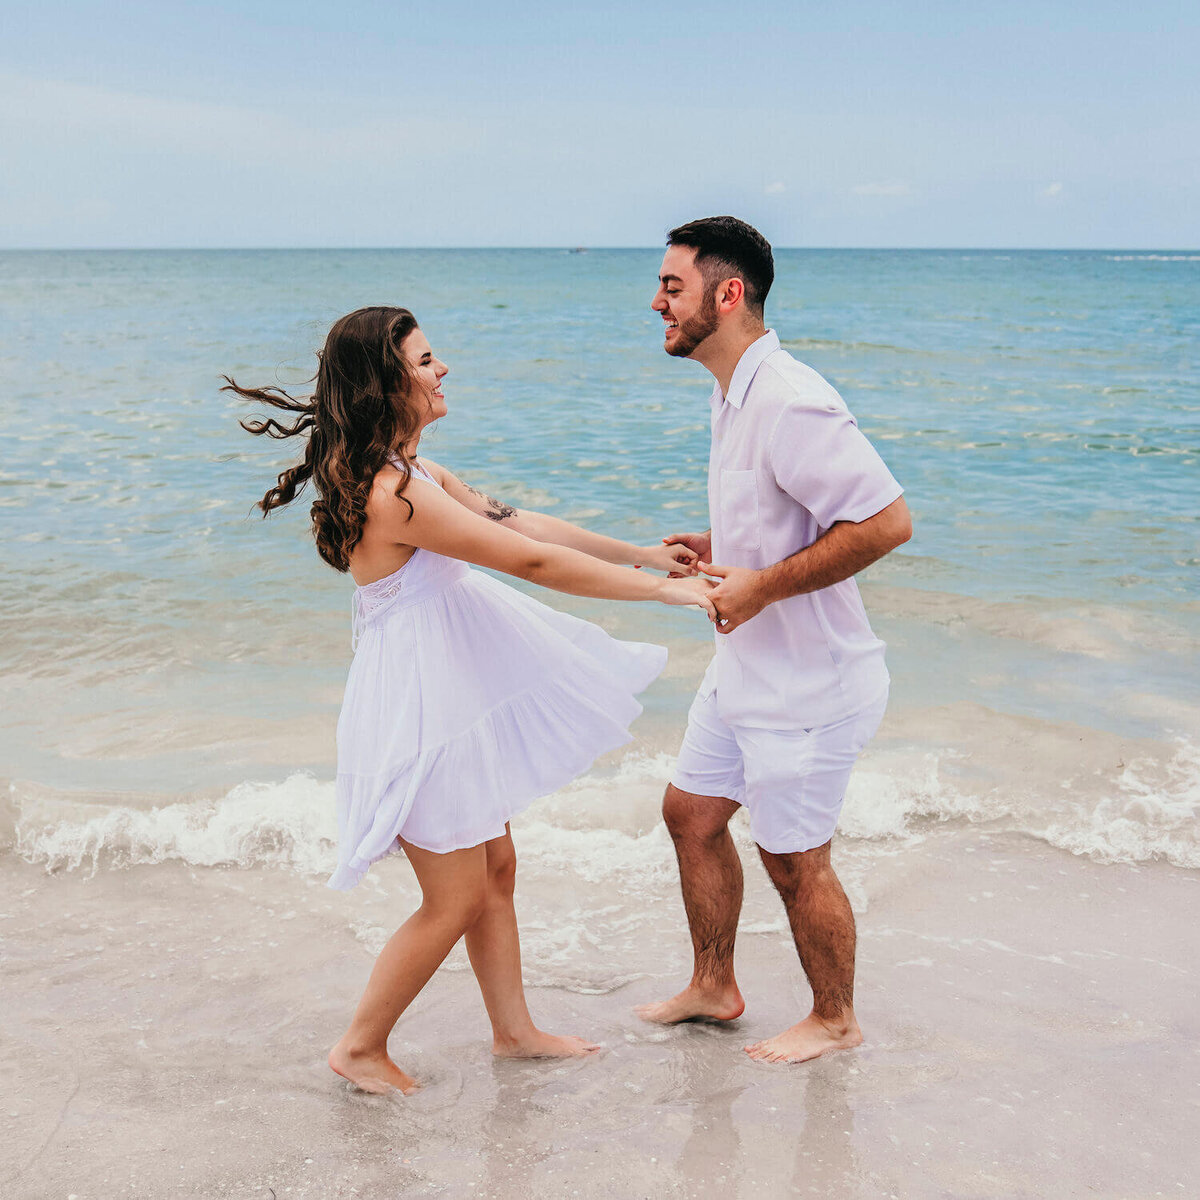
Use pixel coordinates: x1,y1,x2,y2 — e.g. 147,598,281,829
755,349,847,415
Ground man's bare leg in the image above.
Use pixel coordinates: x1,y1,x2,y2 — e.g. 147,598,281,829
745,839,862,1063
465,827,599,1059
636,785,746,1024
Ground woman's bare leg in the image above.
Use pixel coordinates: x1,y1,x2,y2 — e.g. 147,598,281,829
328,839,489,1093
464,826,599,1058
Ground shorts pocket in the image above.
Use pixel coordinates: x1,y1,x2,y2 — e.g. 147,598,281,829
720,469,761,551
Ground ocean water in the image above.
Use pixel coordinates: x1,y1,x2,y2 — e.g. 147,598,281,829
5,246,1199,1198
1,247,1198,909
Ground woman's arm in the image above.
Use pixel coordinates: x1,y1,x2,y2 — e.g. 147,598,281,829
422,459,697,575
368,475,716,614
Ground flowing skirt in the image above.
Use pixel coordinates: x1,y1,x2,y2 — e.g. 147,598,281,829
328,564,666,890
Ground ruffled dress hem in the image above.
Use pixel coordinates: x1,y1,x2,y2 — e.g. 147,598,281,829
326,645,665,890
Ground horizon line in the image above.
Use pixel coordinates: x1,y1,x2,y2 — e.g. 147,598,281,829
2,245,1198,254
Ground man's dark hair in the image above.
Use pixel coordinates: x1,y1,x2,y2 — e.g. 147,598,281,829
666,216,774,316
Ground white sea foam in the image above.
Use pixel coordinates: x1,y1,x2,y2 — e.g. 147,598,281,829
1041,740,1200,868
11,738,1199,879
845,739,1200,869
14,774,339,876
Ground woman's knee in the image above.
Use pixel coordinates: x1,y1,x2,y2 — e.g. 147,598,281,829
420,880,488,931
409,845,491,929
485,837,517,900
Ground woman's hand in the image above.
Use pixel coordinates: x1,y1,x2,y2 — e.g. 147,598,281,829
657,576,718,619
634,542,701,575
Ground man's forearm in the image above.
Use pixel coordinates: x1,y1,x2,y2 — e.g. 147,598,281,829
759,498,911,603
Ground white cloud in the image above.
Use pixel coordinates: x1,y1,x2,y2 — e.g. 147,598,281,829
1044,181,1064,197
850,181,914,197
764,181,786,195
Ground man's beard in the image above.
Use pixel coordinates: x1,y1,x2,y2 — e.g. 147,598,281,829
666,288,719,357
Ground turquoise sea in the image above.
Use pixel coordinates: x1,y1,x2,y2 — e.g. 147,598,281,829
1,247,1197,858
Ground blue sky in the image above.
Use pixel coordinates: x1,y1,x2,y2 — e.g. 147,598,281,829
3,1,1197,247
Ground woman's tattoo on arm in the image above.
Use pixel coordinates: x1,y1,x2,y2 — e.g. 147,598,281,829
465,480,517,522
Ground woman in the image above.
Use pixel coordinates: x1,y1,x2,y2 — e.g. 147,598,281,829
226,306,714,1094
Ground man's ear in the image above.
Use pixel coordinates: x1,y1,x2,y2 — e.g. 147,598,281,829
716,277,745,313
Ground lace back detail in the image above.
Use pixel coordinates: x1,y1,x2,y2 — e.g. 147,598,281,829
348,461,456,649
352,569,407,649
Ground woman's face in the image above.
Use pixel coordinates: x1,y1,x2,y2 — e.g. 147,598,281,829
401,328,449,428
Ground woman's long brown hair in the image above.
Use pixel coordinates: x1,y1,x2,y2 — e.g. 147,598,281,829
223,306,424,572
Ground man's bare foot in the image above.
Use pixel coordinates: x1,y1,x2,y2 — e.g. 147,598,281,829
634,982,745,1025
328,1039,421,1094
492,1030,601,1059
744,1012,862,1064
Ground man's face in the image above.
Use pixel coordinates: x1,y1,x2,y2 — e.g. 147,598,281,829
652,245,719,358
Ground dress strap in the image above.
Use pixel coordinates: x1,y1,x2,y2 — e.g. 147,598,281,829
386,454,436,484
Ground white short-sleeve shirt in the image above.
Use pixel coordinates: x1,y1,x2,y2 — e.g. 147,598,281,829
701,330,904,728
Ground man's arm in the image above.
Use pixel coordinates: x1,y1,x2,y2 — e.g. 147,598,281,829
701,496,911,633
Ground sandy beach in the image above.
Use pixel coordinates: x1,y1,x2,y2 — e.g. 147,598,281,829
4,810,1196,1199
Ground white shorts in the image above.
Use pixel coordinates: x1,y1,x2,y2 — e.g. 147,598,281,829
671,686,888,854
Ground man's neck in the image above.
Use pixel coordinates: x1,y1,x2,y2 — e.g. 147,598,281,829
694,322,768,397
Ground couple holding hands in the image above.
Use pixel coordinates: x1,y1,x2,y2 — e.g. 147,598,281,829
228,216,911,1095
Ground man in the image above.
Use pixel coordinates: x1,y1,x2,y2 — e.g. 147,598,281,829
635,216,911,1064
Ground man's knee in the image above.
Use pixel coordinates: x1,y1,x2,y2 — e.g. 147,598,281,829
758,839,834,893
663,783,735,844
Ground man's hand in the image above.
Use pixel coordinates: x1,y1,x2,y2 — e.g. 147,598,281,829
662,530,712,578
698,562,775,633
634,542,700,575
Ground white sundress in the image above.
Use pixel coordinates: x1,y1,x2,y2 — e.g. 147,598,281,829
327,462,668,890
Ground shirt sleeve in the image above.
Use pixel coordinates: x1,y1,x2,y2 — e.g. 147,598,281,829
768,399,903,529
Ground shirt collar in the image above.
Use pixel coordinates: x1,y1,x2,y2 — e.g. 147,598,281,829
712,329,780,410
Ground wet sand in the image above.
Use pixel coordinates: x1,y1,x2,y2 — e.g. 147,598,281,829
3,826,1196,1199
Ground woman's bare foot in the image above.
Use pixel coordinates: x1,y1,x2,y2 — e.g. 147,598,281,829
492,1030,601,1059
634,982,745,1025
744,1012,862,1064
328,1039,421,1094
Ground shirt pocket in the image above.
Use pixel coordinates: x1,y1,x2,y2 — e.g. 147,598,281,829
720,469,762,552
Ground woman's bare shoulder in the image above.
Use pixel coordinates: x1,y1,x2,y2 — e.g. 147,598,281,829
415,456,454,487
364,461,438,524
